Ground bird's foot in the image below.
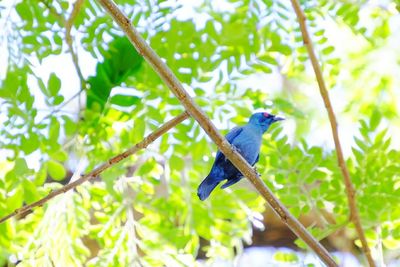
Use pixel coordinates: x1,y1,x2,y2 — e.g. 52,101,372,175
253,166,261,177
226,145,241,162
231,145,241,154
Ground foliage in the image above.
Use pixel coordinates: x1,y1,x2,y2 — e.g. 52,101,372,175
0,0,399,266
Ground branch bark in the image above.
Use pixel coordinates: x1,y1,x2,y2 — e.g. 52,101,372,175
0,112,189,224
289,1,375,266
96,0,338,266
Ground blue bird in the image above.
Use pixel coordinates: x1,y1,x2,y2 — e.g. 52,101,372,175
197,112,284,200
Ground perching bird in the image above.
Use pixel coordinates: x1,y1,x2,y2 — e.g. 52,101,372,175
197,112,284,201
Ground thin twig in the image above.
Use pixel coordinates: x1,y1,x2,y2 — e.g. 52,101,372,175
40,0,65,24
289,0,375,266
96,0,338,266
0,0,17,36
65,0,86,88
36,89,84,125
0,112,190,224
40,0,86,88
36,0,86,121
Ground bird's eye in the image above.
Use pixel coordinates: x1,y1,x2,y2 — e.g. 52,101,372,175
263,112,270,118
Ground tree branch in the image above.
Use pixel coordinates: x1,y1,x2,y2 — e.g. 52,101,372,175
40,0,86,88
289,1,375,266
96,0,338,266
65,0,86,89
0,112,189,224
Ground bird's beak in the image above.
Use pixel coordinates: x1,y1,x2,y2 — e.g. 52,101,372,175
273,116,285,122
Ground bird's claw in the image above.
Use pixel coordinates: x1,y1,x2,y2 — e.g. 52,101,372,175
231,145,241,154
226,145,241,162
253,166,261,177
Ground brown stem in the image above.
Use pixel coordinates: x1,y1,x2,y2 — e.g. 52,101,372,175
0,112,189,224
40,0,65,24
289,0,375,266
65,0,86,88
36,0,86,122
41,0,86,88
96,0,338,265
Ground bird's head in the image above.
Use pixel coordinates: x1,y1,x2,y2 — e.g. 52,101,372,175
248,112,284,132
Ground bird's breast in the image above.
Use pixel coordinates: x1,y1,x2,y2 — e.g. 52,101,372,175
233,129,262,164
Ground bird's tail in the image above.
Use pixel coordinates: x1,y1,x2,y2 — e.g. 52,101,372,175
197,175,220,201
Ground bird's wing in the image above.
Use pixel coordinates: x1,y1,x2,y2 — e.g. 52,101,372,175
215,126,243,162
225,126,243,143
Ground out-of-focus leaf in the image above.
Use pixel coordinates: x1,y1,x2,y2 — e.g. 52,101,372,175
47,160,66,181
48,73,61,96
20,132,40,155
34,165,47,186
14,158,29,176
110,94,140,107
370,110,381,131
22,179,41,204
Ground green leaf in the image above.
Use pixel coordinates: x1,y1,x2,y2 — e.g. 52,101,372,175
16,2,32,21
270,43,291,55
52,95,64,106
273,251,299,263
9,106,28,120
85,35,143,113
23,179,41,204
110,94,140,107
198,74,213,83
252,63,272,73
48,73,61,96
35,165,47,185
374,129,387,145
160,135,169,154
354,137,367,151
49,117,60,143
352,148,363,162
137,158,157,176
6,185,24,212
20,132,40,155
47,160,66,181
37,77,49,96
62,115,77,136
315,29,325,36
258,54,278,65
14,158,29,176
49,149,68,162
370,110,381,131
54,33,63,46
322,46,334,55
170,155,184,171
131,118,145,142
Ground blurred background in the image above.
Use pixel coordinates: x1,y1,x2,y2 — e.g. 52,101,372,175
1,0,400,266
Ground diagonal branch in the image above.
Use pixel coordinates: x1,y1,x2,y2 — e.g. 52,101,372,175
0,112,189,224
96,0,338,266
289,0,375,266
